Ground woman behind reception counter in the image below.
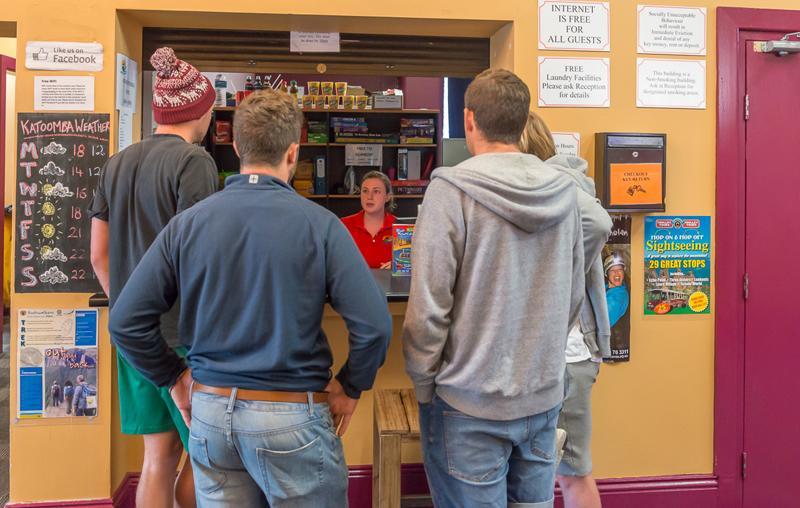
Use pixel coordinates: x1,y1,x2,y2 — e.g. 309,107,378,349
341,171,397,269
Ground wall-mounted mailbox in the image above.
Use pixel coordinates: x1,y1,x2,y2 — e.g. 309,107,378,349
595,133,666,212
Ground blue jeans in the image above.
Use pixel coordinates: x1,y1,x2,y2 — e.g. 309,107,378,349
188,389,348,507
419,395,561,508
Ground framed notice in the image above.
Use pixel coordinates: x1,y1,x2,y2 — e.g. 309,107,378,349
552,132,581,156
15,113,110,293
637,58,706,109
538,57,610,108
637,6,707,56
538,0,610,51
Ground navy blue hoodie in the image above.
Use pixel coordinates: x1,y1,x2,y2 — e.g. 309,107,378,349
109,173,392,398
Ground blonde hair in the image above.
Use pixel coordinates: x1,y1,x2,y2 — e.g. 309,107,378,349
519,110,557,160
361,171,396,212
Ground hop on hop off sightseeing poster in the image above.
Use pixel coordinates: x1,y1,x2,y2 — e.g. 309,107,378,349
644,216,711,315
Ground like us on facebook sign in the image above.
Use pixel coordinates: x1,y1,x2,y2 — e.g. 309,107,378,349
26,41,104,72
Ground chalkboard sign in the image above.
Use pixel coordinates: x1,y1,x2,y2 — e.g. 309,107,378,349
15,113,110,293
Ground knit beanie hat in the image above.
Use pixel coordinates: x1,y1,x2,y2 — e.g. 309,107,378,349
150,47,215,125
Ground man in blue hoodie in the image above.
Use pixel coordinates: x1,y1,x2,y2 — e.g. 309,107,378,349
110,90,392,507
404,69,600,507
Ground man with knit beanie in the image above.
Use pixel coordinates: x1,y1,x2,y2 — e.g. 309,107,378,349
90,47,217,508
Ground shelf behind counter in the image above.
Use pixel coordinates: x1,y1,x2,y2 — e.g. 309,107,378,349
89,269,410,308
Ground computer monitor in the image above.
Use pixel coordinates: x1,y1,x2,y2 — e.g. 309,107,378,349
441,138,472,167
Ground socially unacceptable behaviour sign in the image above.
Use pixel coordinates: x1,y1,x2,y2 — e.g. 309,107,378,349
26,41,104,72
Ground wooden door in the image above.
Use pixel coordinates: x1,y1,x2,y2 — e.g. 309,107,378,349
743,35,800,507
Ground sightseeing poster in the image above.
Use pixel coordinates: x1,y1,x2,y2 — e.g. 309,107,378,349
644,216,711,315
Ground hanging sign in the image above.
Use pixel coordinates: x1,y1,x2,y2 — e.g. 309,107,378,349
637,6,707,56
538,1,610,51
538,57,610,108
552,132,581,156
636,58,706,109
345,144,383,167
644,216,711,315
15,113,110,293
18,308,98,419
34,76,95,111
26,41,104,71
290,32,341,53
604,215,631,361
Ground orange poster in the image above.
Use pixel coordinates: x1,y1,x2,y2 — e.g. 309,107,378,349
609,163,663,206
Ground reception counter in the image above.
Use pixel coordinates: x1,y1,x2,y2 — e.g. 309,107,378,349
98,269,418,478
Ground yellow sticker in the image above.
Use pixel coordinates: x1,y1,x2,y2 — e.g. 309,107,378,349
688,291,709,313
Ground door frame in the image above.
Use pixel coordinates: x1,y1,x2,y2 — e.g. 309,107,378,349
716,7,800,507
0,54,15,343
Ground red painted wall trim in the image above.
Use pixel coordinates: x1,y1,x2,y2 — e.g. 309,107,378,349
6,500,113,508
716,7,800,507
110,468,718,508
111,473,138,508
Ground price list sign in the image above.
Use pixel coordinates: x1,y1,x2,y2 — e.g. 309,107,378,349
15,113,110,293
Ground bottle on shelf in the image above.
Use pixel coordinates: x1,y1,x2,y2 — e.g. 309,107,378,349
254,75,263,91
289,80,299,103
214,74,227,107
280,80,289,94
245,75,254,92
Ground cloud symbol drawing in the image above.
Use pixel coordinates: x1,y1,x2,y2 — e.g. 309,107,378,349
39,161,65,177
45,183,74,198
39,266,69,285
42,142,67,155
42,248,67,262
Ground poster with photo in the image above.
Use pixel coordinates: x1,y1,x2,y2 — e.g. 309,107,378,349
18,309,98,418
603,215,631,361
644,216,711,315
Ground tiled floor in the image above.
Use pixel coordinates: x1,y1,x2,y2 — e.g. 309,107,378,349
1,317,10,506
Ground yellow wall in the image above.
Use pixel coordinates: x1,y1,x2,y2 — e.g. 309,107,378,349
3,0,800,503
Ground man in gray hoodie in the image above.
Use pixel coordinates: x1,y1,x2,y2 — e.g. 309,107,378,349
404,69,590,507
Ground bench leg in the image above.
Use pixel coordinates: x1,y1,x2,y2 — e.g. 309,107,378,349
373,421,402,508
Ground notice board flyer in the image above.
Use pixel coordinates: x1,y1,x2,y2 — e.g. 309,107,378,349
604,215,631,361
18,309,98,419
644,216,711,315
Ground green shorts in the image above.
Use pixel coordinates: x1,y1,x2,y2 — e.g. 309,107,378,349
117,347,189,449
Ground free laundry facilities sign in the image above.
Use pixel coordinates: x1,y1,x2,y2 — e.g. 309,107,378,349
26,41,104,72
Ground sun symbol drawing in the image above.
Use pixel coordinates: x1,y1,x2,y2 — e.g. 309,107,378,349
34,179,64,249
41,201,56,216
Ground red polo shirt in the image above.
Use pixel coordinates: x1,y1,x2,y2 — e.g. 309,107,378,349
341,210,396,268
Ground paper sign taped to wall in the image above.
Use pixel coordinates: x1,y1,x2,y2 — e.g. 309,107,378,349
290,32,341,53
34,76,95,111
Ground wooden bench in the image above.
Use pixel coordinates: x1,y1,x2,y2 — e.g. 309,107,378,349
373,388,428,508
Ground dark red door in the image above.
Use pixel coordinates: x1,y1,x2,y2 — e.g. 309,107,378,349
743,36,800,507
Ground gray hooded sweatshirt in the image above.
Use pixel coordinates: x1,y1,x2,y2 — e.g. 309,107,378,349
546,154,613,359
403,152,585,421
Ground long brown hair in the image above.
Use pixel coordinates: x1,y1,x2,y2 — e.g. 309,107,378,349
519,110,557,160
